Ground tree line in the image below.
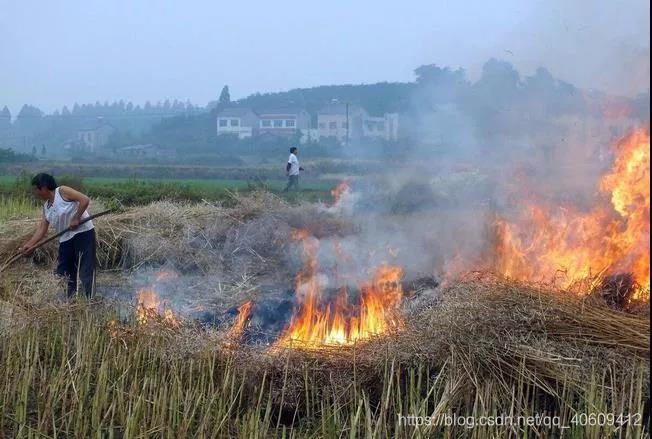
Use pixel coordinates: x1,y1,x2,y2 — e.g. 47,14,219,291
2,59,648,160
0,100,200,153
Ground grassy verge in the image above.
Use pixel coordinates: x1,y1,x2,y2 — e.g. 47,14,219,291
0,175,335,191
0,195,41,232
0,195,40,220
0,175,335,210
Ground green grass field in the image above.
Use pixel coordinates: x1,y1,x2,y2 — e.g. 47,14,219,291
0,175,335,191
0,175,336,227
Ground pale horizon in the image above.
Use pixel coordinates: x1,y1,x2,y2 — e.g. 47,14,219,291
2,0,649,115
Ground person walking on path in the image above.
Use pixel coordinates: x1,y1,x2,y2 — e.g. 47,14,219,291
282,146,304,192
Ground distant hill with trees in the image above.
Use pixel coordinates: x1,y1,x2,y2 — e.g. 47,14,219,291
145,59,649,159
216,82,415,117
2,59,648,161
0,100,200,154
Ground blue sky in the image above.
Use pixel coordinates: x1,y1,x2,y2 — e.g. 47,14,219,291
1,0,649,114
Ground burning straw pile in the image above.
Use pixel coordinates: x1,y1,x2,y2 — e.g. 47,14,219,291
402,277,649,383
218,273,649,392
1,270,648,437
0,134,649,436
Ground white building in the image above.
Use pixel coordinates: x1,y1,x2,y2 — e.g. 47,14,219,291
317,103,399,143
76,118,116,152
216,108,259,139
362,113,399,141
216,107,314,143
257,108,311,138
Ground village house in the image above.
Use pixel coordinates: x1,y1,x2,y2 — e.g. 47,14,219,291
216,107,259,139
362,113,399,141
316,103,365,143
76,118,116,152
216,107,313,143
316,103,399,143
257,108,311,137
216,104,399,145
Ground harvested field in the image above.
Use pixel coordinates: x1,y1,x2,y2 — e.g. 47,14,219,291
0,191,649,438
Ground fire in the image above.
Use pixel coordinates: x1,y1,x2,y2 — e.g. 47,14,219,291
227,301,253,339
136,271,180,327
155,271,175,282
276,230,404,348
494,128,650,298
331,181,351,206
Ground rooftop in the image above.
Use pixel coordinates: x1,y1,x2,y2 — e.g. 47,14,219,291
216,107,258,118
317,103,365,115
257,107,307,117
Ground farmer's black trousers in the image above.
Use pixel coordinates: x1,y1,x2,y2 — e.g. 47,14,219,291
283,175,299,192
56,229,96,298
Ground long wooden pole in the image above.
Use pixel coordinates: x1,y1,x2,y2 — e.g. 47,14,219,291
0,209,115,273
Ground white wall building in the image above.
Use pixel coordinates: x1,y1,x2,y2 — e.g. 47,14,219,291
216,108,259,139
76,118,116,152
362,113,399,141
317,103,399,143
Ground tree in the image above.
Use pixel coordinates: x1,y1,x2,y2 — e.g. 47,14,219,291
15,104,44,136
413,64,469,108
0,147,34,163
473,59,521,96
0,106,10,133
414,64,467,88
218,85,231,109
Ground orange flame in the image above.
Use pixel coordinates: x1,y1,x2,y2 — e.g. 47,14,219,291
494,128,650,298
136,271,180,327
227,301,253,339
330,181,351,207
276,231,403,348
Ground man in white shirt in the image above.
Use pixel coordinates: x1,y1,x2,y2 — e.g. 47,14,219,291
283,147,304,192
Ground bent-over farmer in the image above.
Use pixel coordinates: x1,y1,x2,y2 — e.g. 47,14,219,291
21,173,97,298
283,146,304,192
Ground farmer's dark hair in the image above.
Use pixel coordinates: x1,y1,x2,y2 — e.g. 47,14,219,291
290,147,297,153
31,173,57,191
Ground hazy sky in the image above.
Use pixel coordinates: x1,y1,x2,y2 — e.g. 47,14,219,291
1,0,649,115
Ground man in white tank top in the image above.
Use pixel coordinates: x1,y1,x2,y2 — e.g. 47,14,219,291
21,173,97,298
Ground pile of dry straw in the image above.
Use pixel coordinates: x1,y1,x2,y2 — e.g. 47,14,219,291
1,192,649,406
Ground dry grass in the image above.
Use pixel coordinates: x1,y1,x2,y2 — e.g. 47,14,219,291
0,278,649,438
0,191,345,281
0,194,239,270
404,279,649,396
